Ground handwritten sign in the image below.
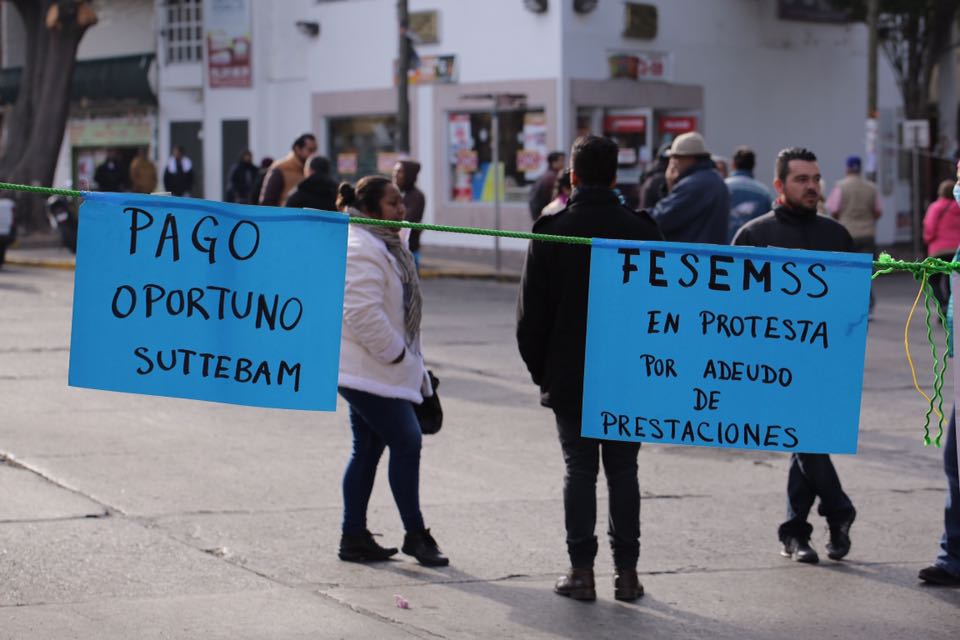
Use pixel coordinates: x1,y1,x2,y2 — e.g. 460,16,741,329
582,241,872,453
69,193,348,410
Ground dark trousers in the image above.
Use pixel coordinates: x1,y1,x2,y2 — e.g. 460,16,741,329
936,409,960,575
339,387,424,535
555,411,641,569
778,453,855,542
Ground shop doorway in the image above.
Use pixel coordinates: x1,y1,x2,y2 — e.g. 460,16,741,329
221,119,249,200
169,121,204,198
578,107,653,208
74,146,143,191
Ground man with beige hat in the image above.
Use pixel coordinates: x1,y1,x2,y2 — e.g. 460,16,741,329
650,131,729,244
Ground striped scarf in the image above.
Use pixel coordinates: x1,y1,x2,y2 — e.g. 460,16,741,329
350,209,422,353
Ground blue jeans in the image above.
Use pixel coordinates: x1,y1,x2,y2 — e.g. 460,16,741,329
778,453,855,542
339,387,424,535
935,410,960,576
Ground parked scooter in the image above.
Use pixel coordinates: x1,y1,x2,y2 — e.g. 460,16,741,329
46,195,77,253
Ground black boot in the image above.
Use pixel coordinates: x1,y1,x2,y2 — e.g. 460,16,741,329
402,528,449,567
826,509,855,560
554,567,596,601
614,568,644,601
338,530,398,563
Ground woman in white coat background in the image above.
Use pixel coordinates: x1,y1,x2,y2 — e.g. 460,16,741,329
335,175,447,567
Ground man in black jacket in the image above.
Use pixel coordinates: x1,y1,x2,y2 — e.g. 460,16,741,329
517,135,662,602
733,147,857,564
225,150,259,204
285,156,338,212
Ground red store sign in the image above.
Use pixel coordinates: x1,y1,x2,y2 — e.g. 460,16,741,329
659,116,698,134
604,115,647,133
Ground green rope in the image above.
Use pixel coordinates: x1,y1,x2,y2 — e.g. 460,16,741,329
1,182,960,261
0,182,84,198
872,253,960,279
920,275,948,447
348,215,592,245
0,182,593,245
2,180,957,447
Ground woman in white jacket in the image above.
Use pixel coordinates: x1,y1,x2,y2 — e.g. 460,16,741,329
335,176,448,567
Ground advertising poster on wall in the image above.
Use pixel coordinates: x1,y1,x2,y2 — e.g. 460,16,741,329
205,0,252,88
521,112,548,181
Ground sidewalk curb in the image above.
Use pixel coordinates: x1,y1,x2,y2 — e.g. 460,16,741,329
5,256,76,270
419,269,521,282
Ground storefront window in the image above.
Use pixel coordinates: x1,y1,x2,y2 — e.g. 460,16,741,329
328,115,398,181
448,108,547,203
575,106,699,208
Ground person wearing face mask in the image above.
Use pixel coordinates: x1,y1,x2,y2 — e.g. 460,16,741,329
917,165,960,588
733,147,857,565
923,180,960,314
334,176,447,568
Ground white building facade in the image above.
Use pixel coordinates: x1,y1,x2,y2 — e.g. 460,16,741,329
130,1,920,247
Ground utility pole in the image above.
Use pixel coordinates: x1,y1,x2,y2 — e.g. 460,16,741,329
397,0,410,154
865,0,879,182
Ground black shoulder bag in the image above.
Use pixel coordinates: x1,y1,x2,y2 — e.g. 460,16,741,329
415,370,443,435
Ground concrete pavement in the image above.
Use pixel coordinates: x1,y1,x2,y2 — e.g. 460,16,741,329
0,261,958,638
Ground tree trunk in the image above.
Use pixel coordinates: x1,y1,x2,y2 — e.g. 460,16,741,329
0,0,43,177
0,0,91,231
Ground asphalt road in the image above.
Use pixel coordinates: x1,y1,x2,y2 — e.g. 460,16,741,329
0,264,957,639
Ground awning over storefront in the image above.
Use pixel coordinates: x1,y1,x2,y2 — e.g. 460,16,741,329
0,54,156,107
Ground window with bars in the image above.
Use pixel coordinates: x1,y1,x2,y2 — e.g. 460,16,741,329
162,0,203,65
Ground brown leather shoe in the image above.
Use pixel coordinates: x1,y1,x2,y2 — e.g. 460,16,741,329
614,569,644,601
554,567,596,601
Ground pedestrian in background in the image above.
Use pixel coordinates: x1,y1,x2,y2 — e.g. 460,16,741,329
711,154,729,179
286,156,338,212
163,146,194,197
393,159,426,269
918,217,960,586
528,151,565,222
725,146,774,242
252,156,273,207
94,149,129,192
826,155,882,312
539,168,571,217
923,179,960,313
259,134,317,206
129,148,157,194
225,150,259,204
517,135,662,602
651,132,729,244
638,143,670,210
335,175,448,568
733,147,857,565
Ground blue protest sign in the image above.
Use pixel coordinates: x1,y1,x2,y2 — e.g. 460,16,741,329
69,193,348,411
582,241,872,454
